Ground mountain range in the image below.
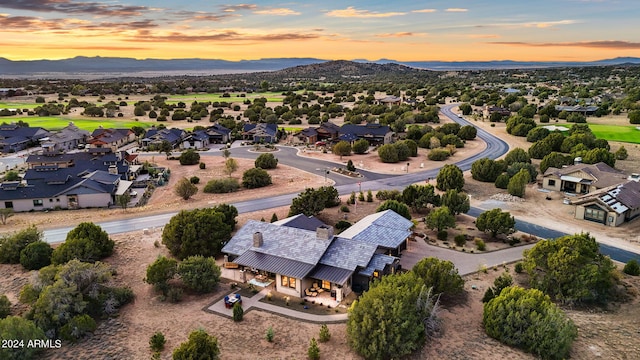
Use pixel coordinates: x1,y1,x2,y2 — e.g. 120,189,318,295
1,56,640,78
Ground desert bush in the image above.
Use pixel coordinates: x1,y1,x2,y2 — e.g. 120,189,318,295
0,295,10,319
335,220,352,232
623,259,640,276
437,230,448,241
340,205,350,213
199,162,206,169
203,178,240,193
375,189,402,201
242,168,272,188
428,148,450,161
150,331,166,352
189,176,200,184
0,225,43,264
265,326,274,342
60,314,97,342
454,234,466,247
308,338,320,360
255,153,278,169
233,302,244,322
19,241,52,270
475,238,486,251
319,324,331,342
179,149,200,165
514,262,524,273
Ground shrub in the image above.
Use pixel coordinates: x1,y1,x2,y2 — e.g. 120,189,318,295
255,153,278,169
167,286,183,303
60,314,97,342
475,238,486,251
437,230,448,240
454,234,466,247
482,272,513,303
376,200,411,220
232,302,244,322
483,286,577,360
19,241,53,270
265,326,275,342
366,190,373,202
340,205,350,213
623,259,640,276
179,149,200,165
375,189,402,201
150,331,166,352
494,173,510,189
335,220,352,232
428,148,450,161
319,324,331,342
412,257,464,300
199,162,206,169
189,176,200,184
0,225,43,264
346,160,356,172
0,295,10,319
242,168,272,188
203,178,240,193
51,222,114,264
514,262,524,273
178,256,221,293
308,338,320,360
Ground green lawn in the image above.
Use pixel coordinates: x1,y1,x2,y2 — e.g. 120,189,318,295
0,102,39,109
9,116,153,131
588,124,640,144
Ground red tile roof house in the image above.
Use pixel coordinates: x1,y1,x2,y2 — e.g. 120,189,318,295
222,210,412,299
88,128,136,152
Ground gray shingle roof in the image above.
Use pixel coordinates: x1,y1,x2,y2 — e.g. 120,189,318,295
338,210,413,249
221,220,332,265
319,237,377,270
359,254,398,277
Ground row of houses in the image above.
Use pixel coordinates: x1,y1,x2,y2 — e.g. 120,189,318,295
222,210,412,299
0,148,141,212
294,121,394,146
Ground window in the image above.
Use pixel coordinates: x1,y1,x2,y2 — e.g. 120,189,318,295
49,199,53,202
322,280,330,290
280,275,296,289
548,179,556,186
33,199,43,207
4,201,13,209
584,207,606,223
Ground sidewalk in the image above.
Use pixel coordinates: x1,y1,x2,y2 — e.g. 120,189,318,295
205,287,348,323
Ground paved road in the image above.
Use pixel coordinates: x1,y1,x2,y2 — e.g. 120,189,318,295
42,105,640,264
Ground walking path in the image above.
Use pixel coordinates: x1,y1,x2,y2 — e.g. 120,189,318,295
205,287,349,323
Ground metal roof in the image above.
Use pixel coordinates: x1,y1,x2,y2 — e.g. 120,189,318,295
273,214,327,232
307,265,353,285
234,250,315,279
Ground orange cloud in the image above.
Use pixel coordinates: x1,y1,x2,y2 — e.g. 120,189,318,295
445,8,468,12
412,9,437,13
375,32,416,38
253,8,301,16
126,29,322,43
326,7,405,18
221,4,257,12
2,0,148,17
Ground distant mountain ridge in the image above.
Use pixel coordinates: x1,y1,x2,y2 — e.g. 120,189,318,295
1,56,639,78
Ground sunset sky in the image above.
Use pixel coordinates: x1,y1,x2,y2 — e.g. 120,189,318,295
2,0,639,62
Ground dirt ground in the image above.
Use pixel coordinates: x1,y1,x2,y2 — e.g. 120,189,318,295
2,223,639,360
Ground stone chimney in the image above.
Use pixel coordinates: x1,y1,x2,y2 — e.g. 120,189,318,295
316,225,334,241
253,232,263,247
108,164,118,175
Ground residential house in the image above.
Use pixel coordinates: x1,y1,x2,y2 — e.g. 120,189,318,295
182,130,210,149
542,162,627,195
339,123,393,145
40,123,90,152
205,124,231,144
88,128,135,151
222,210,409,299
316,122,340,141
376,96,402,106
0,124,49,153
140,127,185,149
293,128,318,144
483,106,511,119
1,149,142,212
572,181,640,226
555,105,599,116
242,123,278,143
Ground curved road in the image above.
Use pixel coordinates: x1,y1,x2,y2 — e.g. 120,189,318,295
42,105,640,264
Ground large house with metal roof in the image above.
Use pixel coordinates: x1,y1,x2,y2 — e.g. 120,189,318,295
0,124,50,153
222,210,411,299
572,181,640,226
339,123,393,145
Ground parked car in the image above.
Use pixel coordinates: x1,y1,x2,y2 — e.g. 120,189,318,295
315,141,326,147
